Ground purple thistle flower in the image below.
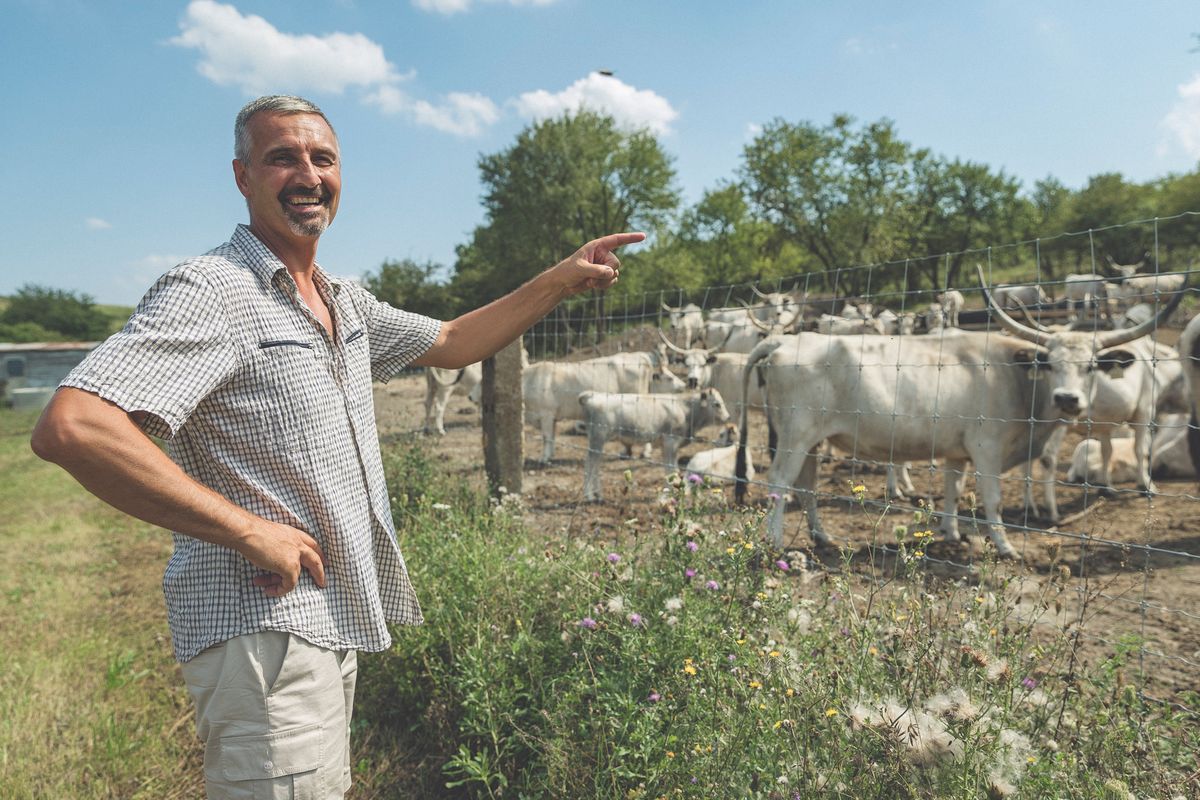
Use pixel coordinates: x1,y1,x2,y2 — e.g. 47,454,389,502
629,613,643,627
685,568,697,579
1022,677,1038,690
767,492,781,501
578,617,597,630
775,559,790,571
705,580,720,591
647,691,661,703
687,472,703,484
686,540,699,552
607,553,621,563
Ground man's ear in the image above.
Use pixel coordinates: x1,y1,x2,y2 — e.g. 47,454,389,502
232,159,251,199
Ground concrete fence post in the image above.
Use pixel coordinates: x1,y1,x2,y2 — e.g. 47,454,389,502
481,336,524,495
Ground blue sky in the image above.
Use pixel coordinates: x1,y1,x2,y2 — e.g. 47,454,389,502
4,0,1200,306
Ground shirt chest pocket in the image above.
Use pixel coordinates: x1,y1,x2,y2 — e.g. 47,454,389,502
249,340,325,453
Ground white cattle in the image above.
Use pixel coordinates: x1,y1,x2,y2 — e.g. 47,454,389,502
815,313,887,336
1066,414,1194,484
518,352,687,464
657,329,730,389
734,268,1184,557
935,290,965,328
1177,313,1200,479
1063,273,1117,322
581,388,731,501
1112,273,1187,308
876,308,917,336
423,363,483,436
661,302,705,348
992,283,1050,310
684,423,755,487
1027,338,1187,519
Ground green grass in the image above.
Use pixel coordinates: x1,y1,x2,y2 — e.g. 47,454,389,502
0,409,202,799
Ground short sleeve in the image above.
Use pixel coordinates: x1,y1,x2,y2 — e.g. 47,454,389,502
60,264,240,439
341,282,442,382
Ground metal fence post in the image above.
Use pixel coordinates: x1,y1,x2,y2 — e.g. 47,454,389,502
482,336,524,495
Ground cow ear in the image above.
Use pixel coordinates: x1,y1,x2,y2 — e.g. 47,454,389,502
1097,348,1136,378
1014,348,1048,378
707,354,718,364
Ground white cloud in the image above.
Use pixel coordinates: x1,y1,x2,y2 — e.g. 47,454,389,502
745,122,763,140
170,0,500,137
413,0,559,15
514,73,678,136
1161,73,1200,159
85,217,112,230
170,0,399,95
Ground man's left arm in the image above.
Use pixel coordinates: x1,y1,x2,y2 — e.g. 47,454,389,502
412,232,644,369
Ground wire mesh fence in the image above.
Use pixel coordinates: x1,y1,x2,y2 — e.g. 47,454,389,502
509,212,1200,709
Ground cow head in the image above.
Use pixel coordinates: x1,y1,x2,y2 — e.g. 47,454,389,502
657,328,727,388
978,265,1186,420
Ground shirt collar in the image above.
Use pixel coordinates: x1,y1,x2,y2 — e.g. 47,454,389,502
230,224,344,296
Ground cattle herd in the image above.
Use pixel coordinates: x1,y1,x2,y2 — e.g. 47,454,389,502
421,263,1200,560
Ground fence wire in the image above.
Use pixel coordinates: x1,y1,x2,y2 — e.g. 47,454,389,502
506,212,1200,709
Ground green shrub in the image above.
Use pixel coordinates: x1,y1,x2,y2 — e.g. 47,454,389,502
358,446,1198,799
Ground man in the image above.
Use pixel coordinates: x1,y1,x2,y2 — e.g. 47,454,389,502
30,95,642,798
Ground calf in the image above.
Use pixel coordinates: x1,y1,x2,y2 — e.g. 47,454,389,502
581,388,730,501
935,290,964,328
684,423,755,487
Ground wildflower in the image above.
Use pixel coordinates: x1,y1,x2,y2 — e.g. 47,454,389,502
665,751,675,759
744,541,754,550
664,597,683,612
705,580,720,591
578,617,597,630
607,552,621,563
726,546,736,555
768,650,781,659
775,559,790,571
686,540,699,552
684,568,697,579
682,659,697,676
1021,677,1037,690
431,502,451,511
785,688,794,697
666,615,678,626
767,492,780,501
749,681,762,689
687,472,703,484
773,720,783,730
647,691,661,703
629,613,643,627
986,659,1011,683
825,708,839,717
622,468,633,483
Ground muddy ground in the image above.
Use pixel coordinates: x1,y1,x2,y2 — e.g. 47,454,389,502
373,350,1200,707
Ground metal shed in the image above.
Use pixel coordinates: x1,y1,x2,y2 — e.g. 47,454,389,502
0,341,99,410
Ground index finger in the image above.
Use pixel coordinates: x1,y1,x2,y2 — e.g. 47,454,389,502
591,232,646,251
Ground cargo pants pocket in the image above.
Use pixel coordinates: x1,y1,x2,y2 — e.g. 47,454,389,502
210,723,324,800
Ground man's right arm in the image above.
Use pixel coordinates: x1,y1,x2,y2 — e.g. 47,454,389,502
31,388,326,597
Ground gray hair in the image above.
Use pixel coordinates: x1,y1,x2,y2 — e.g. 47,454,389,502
233,95,336,162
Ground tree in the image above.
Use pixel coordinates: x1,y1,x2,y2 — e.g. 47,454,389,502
362,258,455,321
450,111,679,329
740,115,915,295
1,285,110,341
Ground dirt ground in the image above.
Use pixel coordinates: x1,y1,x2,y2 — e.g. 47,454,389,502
373,353,1200,708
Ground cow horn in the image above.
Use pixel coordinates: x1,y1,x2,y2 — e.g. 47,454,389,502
657,327,690,354
1096,272,1189,349
1010,295,1053,333
744,308,775,332
750,285,769,300
661,301,674,312
976,265,1051,346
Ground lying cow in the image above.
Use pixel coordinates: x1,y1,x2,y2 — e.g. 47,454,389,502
734,265,1184,557
423,363,482,436
581,388,730,501
1066,414,1194,484
684,423,755,488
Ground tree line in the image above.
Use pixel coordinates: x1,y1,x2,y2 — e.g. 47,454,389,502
366,111,1200,318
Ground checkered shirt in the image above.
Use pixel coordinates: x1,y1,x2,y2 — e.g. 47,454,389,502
61,225,441,662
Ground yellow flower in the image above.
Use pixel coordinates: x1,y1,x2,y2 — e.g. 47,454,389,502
744,541,754,550
749,680,762,689
852,484,866,494
868,646,878,656
666,751,675,759
726,546,736,555
975,596,985,604
773,720,783,729
768,650,781,658
785,688,795,697
825,708,839,717
758,703,767,710
683,664,697,675
913,550,924,558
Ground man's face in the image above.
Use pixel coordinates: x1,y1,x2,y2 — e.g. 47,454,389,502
233,112,341,244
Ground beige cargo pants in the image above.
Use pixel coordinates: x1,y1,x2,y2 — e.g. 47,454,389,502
180,631,357,799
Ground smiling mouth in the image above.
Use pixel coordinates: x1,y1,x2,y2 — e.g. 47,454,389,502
281,192,328,210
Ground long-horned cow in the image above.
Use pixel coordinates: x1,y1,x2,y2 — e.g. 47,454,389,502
734,266,1185,557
